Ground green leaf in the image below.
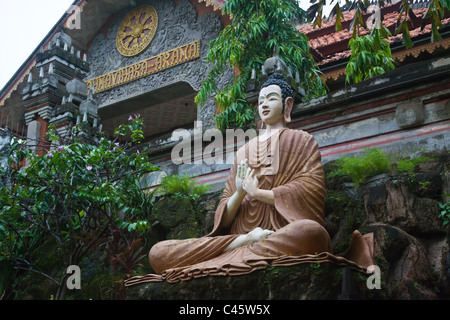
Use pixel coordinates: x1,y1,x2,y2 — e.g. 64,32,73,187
431,20,443,42
402,27,413,49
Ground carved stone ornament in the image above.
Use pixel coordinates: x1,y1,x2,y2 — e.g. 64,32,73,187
86,0,234,127
116,5,158,57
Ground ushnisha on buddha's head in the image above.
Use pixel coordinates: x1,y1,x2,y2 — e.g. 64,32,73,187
258,73,295,128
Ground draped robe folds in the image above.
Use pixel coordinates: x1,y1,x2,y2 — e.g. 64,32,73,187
124,129,375,286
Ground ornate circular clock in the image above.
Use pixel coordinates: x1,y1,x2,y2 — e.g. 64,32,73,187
116,5,158,57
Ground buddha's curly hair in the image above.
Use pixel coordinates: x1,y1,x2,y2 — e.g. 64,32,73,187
260,73,294,113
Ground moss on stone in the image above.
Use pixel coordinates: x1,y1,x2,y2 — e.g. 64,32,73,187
151,196,205,240
324,190,366,254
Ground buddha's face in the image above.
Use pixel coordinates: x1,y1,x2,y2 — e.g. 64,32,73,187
258,85,284,126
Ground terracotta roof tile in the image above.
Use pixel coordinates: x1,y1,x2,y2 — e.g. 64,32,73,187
318,50,352,66
298,4,450,67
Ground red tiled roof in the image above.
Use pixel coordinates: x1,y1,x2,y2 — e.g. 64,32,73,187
298,4,450,67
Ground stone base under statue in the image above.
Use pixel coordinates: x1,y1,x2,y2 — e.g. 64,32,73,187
125,260,372,300
125,230,373,287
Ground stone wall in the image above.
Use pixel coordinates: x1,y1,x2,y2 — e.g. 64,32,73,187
359,160,450,299
326,152,450,299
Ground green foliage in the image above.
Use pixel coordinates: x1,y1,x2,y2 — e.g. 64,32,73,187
327,148,439,188
345,28,395,84
0,115,158,299
158,174,211,199
195,0,326,130
118,179,155,222
398,0,449,47
310,262,323,275
328,148,391,187
438,199,450,226
396,156,433,173
114,113,145,144
215,101,257,133
117,219,151,233
308,0,371,37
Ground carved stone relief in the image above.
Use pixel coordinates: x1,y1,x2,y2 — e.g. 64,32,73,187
85,0,234,127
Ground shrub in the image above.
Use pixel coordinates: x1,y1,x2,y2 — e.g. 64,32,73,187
345,27,395,84
328,148,438,188
328,148,391,187
0,115,158,300
158,174,211,199
396,156,433,173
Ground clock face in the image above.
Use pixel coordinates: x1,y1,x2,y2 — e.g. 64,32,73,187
116,5,158,57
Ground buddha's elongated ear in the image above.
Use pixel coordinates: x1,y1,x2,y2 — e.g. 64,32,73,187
283,96,294,124
257,119,265,130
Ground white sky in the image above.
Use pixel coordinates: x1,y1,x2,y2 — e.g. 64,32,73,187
0,0,75,90
0,0,328,92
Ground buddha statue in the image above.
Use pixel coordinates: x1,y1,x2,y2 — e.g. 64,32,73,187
125,73,374,285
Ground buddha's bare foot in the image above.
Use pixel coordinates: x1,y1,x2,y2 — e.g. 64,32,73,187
224,227,274,252
247,227,274,242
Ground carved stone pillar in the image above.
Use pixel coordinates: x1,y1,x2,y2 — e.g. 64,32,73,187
25,120,42,154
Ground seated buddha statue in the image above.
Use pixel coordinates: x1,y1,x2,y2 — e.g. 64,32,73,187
125,73,374,285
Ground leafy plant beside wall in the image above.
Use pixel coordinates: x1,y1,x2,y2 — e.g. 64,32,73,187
345,27,396,84
327,148,433,187
328,148,391,187
395,155,435,173
157,174,211,200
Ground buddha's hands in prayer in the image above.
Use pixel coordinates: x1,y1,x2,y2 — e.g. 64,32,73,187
235,159,249,195
242,169,259,198
235,159,274,205
224,158,274,229
236,159,260,197
223,159,253,228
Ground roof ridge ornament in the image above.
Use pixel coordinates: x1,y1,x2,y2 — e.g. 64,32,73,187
247,46,305,102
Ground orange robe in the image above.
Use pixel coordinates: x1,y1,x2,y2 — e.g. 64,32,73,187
125,128,374,285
